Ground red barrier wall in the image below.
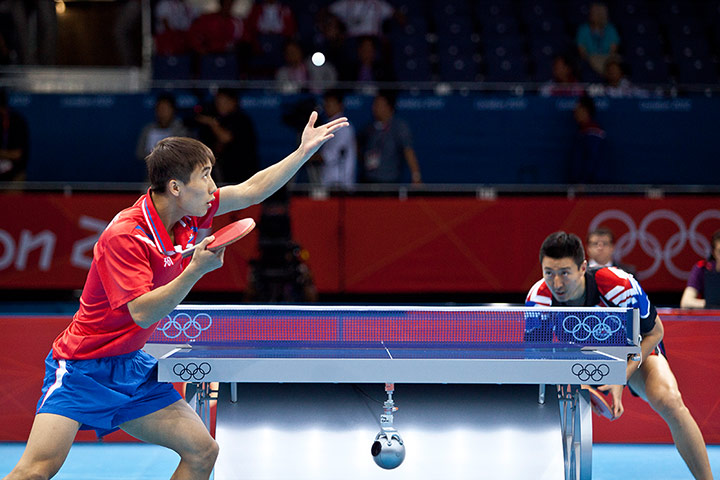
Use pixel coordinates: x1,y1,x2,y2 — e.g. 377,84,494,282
1,193,720,293
0,310,718,444
593,309,720,444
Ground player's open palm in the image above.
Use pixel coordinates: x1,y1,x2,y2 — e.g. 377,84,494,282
190,236,225,274
300,111,349,158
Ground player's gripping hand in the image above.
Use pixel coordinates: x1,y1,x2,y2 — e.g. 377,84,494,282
598,384,625,420
189,235,225,275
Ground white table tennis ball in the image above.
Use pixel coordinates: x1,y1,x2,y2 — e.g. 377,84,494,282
311,52,326,67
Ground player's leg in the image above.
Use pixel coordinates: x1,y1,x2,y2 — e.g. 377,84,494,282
2,413,80,480
119,399,219,480
628,354,713,480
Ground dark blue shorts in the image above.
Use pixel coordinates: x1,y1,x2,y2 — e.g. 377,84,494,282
36,349,182,438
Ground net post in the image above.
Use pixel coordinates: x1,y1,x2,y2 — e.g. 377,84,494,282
632,308,641,346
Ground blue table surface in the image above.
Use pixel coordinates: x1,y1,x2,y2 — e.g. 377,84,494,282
164,342,614,361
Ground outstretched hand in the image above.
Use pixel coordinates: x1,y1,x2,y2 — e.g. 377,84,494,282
300,111,349,158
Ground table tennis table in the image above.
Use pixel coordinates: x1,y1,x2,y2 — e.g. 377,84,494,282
147,305,640,480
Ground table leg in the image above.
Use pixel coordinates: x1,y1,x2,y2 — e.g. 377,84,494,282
185,382,216,432
558,385,592,480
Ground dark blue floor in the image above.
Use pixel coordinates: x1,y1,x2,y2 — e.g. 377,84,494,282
1,442,718,479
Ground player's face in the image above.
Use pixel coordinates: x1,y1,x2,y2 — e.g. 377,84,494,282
541,257,587,303
587,234,614,265
179,161,216,216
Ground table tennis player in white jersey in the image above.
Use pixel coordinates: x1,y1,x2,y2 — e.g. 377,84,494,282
526,231,713,480
2,111,348,480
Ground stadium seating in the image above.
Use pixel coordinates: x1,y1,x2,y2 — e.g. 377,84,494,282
149,0,720,85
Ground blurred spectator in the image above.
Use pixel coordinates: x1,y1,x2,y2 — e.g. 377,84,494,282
576,2,620,76
569,94,606,184
0,31,13,64
603,57,631,96
681,230,720,309
602,57,647,98
315,90,356,188
313,11,348,76
188,0,245,55
114,0,142,66
0,88,29,182
359,90,421,184
586,226,637,276
328,0,396,38
275,40,307,92
245,0,297,38
345,36,394,83
0,0,56,64
136,93,189,160
153,0,198,55
540,55,585,97
275,40,337,94
194,88,258,184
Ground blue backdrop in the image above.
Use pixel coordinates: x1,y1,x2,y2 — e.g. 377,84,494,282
12,91,720,185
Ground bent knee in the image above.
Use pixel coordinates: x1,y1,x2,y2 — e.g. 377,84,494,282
183,437,219,470
7,465,55,480
648,387,687,417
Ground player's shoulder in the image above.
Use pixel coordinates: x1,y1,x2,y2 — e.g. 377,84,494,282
593,266,637,294
526,278,552,306
97,204,152,250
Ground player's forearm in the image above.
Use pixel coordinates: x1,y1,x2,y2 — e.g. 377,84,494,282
628,318,664,379
217,147,307,213
128,266,205,329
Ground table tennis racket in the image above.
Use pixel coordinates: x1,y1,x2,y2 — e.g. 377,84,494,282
587,386,614,420
180,218,255,258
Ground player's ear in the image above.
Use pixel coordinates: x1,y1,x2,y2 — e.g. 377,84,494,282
168,179,182,197
579,260,587,274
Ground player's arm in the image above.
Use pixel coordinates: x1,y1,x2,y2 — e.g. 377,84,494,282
630,314,663,377
215,112,348,215
601,314,664,419
680,286,706,309
127,237,224,329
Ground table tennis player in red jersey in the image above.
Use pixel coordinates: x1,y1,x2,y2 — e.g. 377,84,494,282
526,231,713,480
3,111,348,480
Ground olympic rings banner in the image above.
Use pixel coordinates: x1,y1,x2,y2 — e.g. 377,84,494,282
1,193,719,294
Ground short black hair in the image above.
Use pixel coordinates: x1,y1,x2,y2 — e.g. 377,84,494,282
145,137,215,193
155,92,177,109
376,89,397,110
540,231,586,268
216,88,239,101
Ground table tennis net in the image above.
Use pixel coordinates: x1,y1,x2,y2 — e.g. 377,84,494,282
147,305,635,348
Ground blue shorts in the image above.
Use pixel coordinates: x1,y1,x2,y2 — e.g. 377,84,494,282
36,349,182,438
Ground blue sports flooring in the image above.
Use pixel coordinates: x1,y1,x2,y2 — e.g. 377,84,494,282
0,443,718,479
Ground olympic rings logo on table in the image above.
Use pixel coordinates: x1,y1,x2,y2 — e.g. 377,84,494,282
588,208,720,280
562,314,622,342
157,313,213,339
571,363,610,382
173,362,212,381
